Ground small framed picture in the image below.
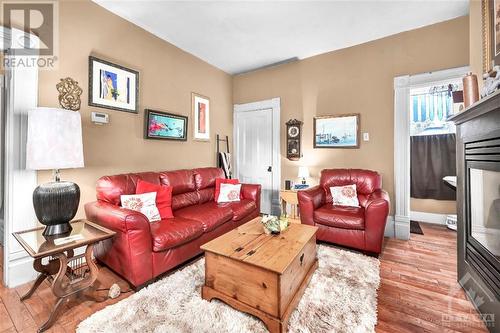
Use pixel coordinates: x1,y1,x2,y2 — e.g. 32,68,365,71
144,109,188,141
89,56,139,113
313,114,360,149
192,92,210,141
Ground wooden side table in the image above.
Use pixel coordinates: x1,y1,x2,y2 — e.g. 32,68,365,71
280,190,301,224
13,220,115,332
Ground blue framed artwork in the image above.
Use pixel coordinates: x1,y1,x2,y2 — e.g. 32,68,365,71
145,109,188,141
313,114,360,149
89,56,139,113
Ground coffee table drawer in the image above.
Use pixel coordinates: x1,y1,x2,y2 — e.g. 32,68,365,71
205,252,280,317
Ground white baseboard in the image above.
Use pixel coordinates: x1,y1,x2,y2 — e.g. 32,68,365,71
0,219,4,244
410,211,448,225
6,251,36,288
384,216,395,238
6,246,87,288
394,215,410,240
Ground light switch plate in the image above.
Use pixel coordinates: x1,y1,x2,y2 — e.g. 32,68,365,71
363,132,370,141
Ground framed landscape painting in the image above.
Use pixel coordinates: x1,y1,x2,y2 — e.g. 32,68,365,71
192,92,210,141
89,56,139,113
145,109,188,141
313,114,360,149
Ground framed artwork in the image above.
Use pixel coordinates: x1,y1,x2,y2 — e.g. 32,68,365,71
192,92,210,141
89,56,139,113
313,114,360,149
482,0,500,72
144,109,188,141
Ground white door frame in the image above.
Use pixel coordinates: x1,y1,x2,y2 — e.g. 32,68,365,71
2,27,39,287
393,66,469,240
233,98,281,215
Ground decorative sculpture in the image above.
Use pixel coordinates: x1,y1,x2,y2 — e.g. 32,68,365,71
56,77,83,111
481,65,500,98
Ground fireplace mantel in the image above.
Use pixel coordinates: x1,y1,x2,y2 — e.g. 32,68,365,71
451,90,500,333
449,90,500,125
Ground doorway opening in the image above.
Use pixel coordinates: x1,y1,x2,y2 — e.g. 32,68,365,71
233,98,281,215
409,79,462,231
393,66,468,240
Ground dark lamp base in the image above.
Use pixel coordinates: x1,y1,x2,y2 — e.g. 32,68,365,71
33,181,80,237
42,223,73,237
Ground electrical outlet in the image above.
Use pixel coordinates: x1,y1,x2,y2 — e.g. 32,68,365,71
363,132,370,141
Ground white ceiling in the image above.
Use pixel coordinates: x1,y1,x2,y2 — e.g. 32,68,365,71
93,0,469,75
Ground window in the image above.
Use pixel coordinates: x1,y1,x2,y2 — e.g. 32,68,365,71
410,81,463,136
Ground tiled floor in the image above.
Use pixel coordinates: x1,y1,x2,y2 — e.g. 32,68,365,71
0,223,489,333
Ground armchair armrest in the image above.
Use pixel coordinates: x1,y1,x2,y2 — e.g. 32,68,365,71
297,186,325,226
241,184,261,212
84,201,153,287
364,189,390,254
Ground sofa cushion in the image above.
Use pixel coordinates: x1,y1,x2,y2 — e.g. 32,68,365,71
136,180,173,219
150,218,204,252
96,172,160,206
219,199,257,221
313,204,365,230
160,170,199,211
193,167,225,190
174,202,233,232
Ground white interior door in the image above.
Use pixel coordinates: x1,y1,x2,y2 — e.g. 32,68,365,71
235,109,274,214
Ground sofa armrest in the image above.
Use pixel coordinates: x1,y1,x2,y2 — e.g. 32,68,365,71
364,189,390,254
297,186,325,226
84,201,153,287
241,183,261,212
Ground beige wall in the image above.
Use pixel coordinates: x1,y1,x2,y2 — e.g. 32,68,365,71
38,0,233,219
233,17,470,215
470,0,483,82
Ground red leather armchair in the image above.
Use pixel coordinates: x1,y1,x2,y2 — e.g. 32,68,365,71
298,169,389,255
85,167,261,288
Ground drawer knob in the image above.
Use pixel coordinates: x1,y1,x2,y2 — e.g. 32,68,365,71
300,253,304,266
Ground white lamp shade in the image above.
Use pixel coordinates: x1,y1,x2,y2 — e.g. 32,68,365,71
26,107,84,170
298,166,310,178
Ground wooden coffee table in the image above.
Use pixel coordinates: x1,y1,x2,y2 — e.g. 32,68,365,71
201,217,318,333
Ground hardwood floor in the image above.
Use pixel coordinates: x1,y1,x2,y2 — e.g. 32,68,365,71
377,223,488,333
0,223,489,333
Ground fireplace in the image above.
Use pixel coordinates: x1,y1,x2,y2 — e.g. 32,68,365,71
465,141,500,299
450,90,500,332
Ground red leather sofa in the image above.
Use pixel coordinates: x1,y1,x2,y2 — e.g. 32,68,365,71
298,169,389,255
85,167,261,288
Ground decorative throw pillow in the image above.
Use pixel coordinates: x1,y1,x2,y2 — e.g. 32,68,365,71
214,178,242,202
330,184,360,207
136,180,173,219
217,183,242,203
121,192,161,222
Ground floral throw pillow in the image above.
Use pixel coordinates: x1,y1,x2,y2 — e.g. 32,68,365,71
121,192,161,222
217,183,242,203
330,184,360,207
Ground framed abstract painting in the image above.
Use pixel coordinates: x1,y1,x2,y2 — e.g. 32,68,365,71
192,92,210,141
313,114,360,149
89,56,139,113
144,109,188,141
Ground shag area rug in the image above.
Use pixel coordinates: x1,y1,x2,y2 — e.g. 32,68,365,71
78,245,380,333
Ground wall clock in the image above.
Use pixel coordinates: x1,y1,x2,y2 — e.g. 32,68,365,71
286,119,303,161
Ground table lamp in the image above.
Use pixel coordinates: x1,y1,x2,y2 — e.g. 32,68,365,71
26,107,84,236
298,166,310,185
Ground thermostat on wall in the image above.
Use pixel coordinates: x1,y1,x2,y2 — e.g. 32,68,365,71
91,112,109,125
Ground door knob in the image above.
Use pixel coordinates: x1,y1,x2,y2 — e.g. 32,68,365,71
267,166,272,172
